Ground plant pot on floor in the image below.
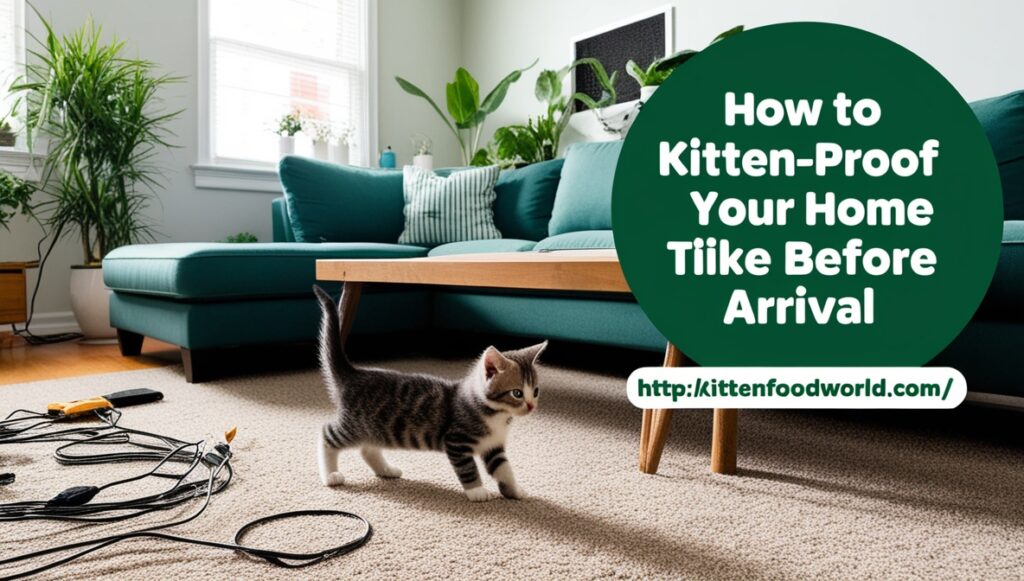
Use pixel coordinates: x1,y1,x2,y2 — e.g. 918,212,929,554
70,265,116,343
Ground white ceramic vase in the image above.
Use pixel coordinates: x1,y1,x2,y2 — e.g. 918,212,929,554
279,135,295,157
313,139,330,161
413,154,434,171
640,85,658,103
70,266,116,343
330,143,350,165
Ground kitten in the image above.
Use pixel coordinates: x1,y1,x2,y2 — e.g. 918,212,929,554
312,285,547,502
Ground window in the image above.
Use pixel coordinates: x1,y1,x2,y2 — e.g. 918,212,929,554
200,0,373,171
0,0,22,138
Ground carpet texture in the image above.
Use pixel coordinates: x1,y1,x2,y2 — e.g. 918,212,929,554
1,359,1023,579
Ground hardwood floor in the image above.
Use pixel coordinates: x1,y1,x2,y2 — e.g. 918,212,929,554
0,334,179,385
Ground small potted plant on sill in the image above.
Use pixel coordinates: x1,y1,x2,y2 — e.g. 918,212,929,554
275,110,302,157
10,14,181,341
0,122,16,147
411,134,433,171
627,25,744,103
307,118,333,161
331,123,354,166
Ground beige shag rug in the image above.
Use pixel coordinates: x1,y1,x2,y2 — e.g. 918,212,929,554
1,358,1023,580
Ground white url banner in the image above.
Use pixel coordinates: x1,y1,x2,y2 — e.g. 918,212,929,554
626,367,967,409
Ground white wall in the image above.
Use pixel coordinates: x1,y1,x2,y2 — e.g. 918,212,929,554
462,0,1024,146
0,0,462,328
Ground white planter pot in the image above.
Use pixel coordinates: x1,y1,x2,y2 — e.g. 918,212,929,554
640,85,659,103
330,143,350,165
313,139,330,161
279,135,295,157
70,266,116,343
413,154,434,171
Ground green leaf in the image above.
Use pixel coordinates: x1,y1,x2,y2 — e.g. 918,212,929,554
480,59,537,114
470,148,492,166
396,75,458,137
711,25,744,44
626,60,646,86
653,49,698,72
446,68,480,126
535,69,562,104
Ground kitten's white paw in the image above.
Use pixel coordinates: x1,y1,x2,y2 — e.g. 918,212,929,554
374,465,403,479
321,472,346,487
464,486,496,502
499,482,525,500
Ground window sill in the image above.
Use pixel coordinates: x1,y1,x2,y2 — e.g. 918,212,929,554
0,149,44,180
192,163,282,193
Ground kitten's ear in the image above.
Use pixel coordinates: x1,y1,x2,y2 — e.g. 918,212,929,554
523,340,548,364
482,346,510,380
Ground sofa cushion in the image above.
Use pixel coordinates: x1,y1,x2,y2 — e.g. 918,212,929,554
399,165,502,246
493,158,564,240
535,230,615,252
976,220,1024,321
428,239,536,257
548,140,622,235
971,91,1024,220
103,242,428,300
279,156,405,243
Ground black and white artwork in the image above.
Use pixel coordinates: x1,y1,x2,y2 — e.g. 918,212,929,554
572,7,673,112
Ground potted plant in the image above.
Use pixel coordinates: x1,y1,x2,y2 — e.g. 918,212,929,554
275,110,302,157
411,134,433,171
10,15,180,341
0,121,16,147
331,123,354,165
627,25,744,102
396,60,536,165
0,171,35,228
473,58,618,167
307,118,332,161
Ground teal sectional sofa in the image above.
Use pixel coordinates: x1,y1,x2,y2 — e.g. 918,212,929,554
106,92,1024,398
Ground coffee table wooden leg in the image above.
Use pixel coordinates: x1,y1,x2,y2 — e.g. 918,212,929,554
639,344,685,474
711,408,738,475
337,282,363,345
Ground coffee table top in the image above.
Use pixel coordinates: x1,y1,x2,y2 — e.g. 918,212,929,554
316,249,629,293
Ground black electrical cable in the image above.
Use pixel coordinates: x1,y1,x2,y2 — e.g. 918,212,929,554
0,408,372,578
9,226,84,345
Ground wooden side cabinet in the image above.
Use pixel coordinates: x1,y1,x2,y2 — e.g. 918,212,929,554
0,262,37,325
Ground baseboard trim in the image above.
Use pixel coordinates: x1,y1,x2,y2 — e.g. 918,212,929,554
19,311,81,335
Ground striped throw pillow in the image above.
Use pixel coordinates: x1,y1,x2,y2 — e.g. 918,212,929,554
398,165,503,245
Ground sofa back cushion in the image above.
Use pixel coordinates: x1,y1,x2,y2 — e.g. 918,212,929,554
493,158,564,240
279,156,405,243
548,140,623,235
971,90,1024,220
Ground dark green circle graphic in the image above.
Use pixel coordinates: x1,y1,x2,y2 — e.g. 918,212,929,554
613,23,1003,366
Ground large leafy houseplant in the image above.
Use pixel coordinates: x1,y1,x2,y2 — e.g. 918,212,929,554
473,58,618,167
11,15,180,266
396,61,536,166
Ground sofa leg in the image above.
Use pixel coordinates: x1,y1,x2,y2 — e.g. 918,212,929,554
181,348,213,383
116,329,145,356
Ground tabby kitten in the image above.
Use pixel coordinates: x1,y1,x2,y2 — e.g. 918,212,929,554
313,285,546,502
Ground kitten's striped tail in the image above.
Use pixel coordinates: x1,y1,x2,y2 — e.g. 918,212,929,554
313,285,355,387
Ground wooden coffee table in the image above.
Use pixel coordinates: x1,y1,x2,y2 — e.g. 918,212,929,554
316,250,738,475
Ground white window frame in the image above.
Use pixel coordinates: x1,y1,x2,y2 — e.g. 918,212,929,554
0,0,37,178
193,0,379,193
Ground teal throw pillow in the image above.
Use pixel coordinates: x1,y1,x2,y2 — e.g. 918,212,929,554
548,140,623,235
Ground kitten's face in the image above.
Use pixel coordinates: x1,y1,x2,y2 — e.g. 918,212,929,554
481,342,547,417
